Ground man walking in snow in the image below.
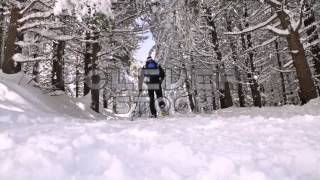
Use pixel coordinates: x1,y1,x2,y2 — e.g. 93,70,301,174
138,56,166,118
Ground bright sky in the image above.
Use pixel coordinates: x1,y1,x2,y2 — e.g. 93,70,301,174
134,31,155,66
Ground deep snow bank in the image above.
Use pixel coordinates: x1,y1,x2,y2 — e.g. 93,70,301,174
0,72,98,121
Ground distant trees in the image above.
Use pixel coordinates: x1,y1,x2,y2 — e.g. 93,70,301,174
150,0,319,108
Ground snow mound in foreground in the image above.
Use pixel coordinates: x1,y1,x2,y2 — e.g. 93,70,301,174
0,72,98,121
1,113,320,180
1,72,320,180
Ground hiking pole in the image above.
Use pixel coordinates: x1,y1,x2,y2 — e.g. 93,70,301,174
130,91,142,121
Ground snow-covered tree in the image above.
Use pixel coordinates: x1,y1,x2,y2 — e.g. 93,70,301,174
226,0,319,104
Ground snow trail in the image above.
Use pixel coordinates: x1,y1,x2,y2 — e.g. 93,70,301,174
1,73,320,180
1,114,320,180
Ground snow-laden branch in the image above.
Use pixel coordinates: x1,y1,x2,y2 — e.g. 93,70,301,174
268,0,282,6
20,0,52,15
246,37,278,52
250,5,271,19
301,25,320,43
201,1,236,20
265,25,290,36
265,0,305,32
18,21,64,32
13,53,50,63
115,12,141,25
191,46,216,58
18,11,53,23
111,28,148,34
29,29,76,41
224,14,277,35
97,43,125,57
304,39,320,49
15,41,42,48
54,0,113,20
291,0,306,31
265,0,283,7
299,20,320,34
271,67,296,73
283,60,293,68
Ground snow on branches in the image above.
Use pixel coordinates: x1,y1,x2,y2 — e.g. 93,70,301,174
53,0,113,20
224,14,278,35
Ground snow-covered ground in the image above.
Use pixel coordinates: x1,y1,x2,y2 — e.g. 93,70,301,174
1,73,320,180
0,72,100,121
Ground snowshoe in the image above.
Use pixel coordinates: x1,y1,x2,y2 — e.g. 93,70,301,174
159,104,169,117
159,110,169,117
150,114,157,118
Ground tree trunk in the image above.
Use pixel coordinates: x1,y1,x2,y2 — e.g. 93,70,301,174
210,77,217,110
32,61,39,83
0,7,4,69
52,41,65,91
246,33,262,107
288,31,317,104
268,1,318,104
206,7,233,108
186,78,195,111
275,40,287,105
304,4,320,95
90,31,100,113
84,32,91,96
3,6,21,74
235,65,245,107
226,12,245,107
240,6,262,107
184,64,195,111
103,90,108,109
76,68,80,97
190,55,200,112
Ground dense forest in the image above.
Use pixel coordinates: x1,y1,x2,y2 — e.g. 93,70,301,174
1,0,320,115
1,1,320,179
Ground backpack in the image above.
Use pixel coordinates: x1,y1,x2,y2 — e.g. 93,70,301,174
144,59,160,77
146,59,158,69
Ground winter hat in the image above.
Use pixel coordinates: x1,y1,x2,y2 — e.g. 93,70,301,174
147,56,152,61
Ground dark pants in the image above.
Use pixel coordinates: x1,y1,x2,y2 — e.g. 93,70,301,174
148,86,165,116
